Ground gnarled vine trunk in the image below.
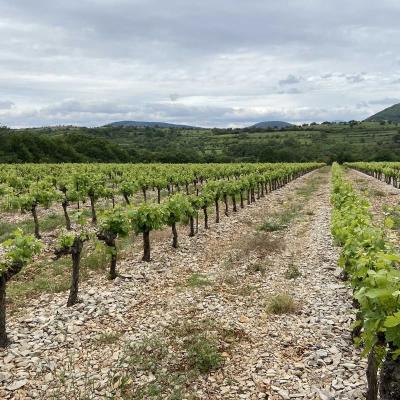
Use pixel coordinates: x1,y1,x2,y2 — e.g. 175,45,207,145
189,216,195,237
123,193,130,205
62,200,72,230
380,349,400,399
31,204,41,239
89,195,97,224
231,195,237,212
0,275,7,348
171,222,178,248
366,347,379,400
223,194,229,216
0,261,24,347
67,238,84,307
203,206,209,229
142,231,151,261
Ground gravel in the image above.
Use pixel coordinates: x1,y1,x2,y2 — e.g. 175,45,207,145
0,168,367,399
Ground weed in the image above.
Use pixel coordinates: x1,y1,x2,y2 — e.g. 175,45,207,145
0,212,66,242
259,220,285,232
237,284,256,297
186,335,222,373
267,294,298,314
186,273,211,288
246,263,267,275
238,234,285,257
95,331,122,345
383,206,400,230
284,264,302,280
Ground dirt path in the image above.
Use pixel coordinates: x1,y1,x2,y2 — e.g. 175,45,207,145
1,168,367,400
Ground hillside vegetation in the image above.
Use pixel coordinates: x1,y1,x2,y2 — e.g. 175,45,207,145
365,103,400,123
1,121,400,163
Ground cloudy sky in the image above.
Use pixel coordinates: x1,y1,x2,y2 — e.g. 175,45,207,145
1,0,400,128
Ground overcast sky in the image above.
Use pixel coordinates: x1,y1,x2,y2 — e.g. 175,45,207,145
1,0,400,128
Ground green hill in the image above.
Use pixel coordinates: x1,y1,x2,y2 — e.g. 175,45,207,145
1,121,400,163
106,121,199,129
249,121,294,129
365,103,400,123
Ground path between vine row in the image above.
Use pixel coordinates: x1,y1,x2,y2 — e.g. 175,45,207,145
1,167,367,400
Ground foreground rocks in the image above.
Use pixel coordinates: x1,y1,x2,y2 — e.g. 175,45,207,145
0,168,367,399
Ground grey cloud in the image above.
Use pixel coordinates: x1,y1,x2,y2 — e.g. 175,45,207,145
346,74,366,84
0,101,15,110
1,1,400,127
279,75,302,85
169,93,180,102
369,97,400,105
277,88,302,94
43,100,133,115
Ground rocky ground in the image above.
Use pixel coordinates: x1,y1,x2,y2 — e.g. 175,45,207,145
0,167,368,400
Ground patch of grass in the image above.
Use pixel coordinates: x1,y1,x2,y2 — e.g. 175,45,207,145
8,238,111,311
267,294,298,315
361,186,386,198
186,335,222,373
0,212,66,242
259,220,285,232
107,319,232,398
221,273,239,286
222,252,241,269
186,273,211,288
95,331,122,345
383,206,400,230
259,203,303,232
284,264,302,280
246,263,267,275
237,284,256,297
239,233,285,257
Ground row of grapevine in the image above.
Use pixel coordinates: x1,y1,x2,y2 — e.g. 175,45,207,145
0,163,322,239
345,162,400,188
0,162,324,348
331,163,400,399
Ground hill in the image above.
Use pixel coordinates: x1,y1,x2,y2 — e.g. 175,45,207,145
365,103,400,123
106,121,199,129
1,121,400,163
249,121,294,129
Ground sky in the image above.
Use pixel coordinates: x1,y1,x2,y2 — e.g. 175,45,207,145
1,0,400,128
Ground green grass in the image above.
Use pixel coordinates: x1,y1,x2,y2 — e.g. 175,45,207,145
384,206,400,230
186,273,211,288
186,335,223,373
258,219,286,232
267,294,298,315
0,212,66,242
7,239,117,310
284,264,302,280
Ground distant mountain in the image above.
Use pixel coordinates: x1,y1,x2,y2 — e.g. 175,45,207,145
365,103,400,123
248,121,295,129
106,121,199,128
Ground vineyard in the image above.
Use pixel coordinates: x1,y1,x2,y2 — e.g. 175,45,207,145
0,162,399,399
